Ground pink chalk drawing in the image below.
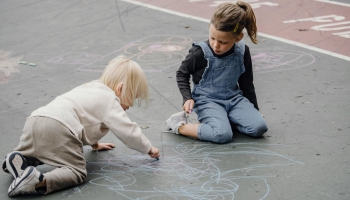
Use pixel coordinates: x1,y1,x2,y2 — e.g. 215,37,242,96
0,50,22,85
47,36,316,74
251,49,316,74
47,53,103,65
47,35,207,73
121,38,191,72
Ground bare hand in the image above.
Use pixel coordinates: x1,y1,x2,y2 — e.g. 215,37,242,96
182,99,194,114
148,146,160,159
91,143,115,151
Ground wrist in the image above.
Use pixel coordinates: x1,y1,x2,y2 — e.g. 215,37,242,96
91,143,98,150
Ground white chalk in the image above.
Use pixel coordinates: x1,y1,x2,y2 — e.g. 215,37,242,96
18,61,27,65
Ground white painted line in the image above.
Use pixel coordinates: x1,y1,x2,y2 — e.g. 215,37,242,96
122,0,350,61
315,0,350,7
121,0,209,23
258,32,350,61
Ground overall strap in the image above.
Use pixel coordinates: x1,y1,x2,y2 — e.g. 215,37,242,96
193,42,213,58
234,40,246,59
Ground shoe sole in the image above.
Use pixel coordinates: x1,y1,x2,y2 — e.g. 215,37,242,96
6,152,27,178
8,166,34,196
165,111,187,129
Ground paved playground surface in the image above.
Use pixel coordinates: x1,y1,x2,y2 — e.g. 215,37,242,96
0,0,349,199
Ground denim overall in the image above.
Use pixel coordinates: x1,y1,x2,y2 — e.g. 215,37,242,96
192,41,268,143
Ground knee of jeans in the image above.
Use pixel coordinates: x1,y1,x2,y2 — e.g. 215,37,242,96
212,129,233,144
246,122,268,137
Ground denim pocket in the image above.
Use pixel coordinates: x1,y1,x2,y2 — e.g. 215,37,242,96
212,65,236,87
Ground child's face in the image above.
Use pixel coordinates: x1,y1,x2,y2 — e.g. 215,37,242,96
117,95,130,111
114,83,131,111
209,23,241,55
120,103,130,111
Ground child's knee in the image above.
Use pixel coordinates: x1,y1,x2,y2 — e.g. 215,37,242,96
199,122,233,143
213,136,232,143
244,121,268,137
68,167,87,184
77,170,87,184
254,126,268,137
211,129,233,144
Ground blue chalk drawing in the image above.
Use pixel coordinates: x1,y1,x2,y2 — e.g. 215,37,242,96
61,142,303,199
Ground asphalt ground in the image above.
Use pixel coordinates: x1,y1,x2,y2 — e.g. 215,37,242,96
0,0,349,199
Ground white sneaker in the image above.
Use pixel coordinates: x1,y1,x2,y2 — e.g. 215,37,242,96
165,111,187,134
8,166,44,196
5,152,28,179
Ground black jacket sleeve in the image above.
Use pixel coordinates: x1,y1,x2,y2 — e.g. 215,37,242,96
238,45,259,110
176,46,206,105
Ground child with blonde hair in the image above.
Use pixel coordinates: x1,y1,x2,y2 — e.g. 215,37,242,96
166,1,268,143
3,55,160,196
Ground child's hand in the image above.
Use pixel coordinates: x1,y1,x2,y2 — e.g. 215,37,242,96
183,99,194,114
91,143,115,151
148,146,160,159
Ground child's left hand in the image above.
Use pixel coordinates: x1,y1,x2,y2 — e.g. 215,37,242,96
91,143,116,151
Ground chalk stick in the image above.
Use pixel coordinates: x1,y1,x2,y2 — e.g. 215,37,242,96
18,61,27,65
29,63,36,66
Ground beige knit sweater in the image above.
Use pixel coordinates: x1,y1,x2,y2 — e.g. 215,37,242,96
30,80,152,154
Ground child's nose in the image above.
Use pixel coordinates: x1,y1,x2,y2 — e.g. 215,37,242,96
214,41,219,48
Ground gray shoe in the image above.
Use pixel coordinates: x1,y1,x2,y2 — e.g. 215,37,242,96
165,111,187,134
8,166,44,196
5,152,28,178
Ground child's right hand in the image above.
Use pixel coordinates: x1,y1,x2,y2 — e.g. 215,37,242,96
91,143,115,151
183,99,194,114
148,146,160,159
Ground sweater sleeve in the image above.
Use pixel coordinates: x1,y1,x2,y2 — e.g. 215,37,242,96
238,45,259,110
176,46,206,105
103,97,152,154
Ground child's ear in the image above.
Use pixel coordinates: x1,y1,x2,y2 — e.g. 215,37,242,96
236,33,244,42
115,83,124,96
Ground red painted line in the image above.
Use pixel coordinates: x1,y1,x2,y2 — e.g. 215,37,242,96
123,0,350,60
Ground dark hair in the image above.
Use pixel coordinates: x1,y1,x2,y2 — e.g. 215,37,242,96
210,1,258,44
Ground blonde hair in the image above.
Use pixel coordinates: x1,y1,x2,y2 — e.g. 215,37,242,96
99,55,149,107
210,1,258,44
